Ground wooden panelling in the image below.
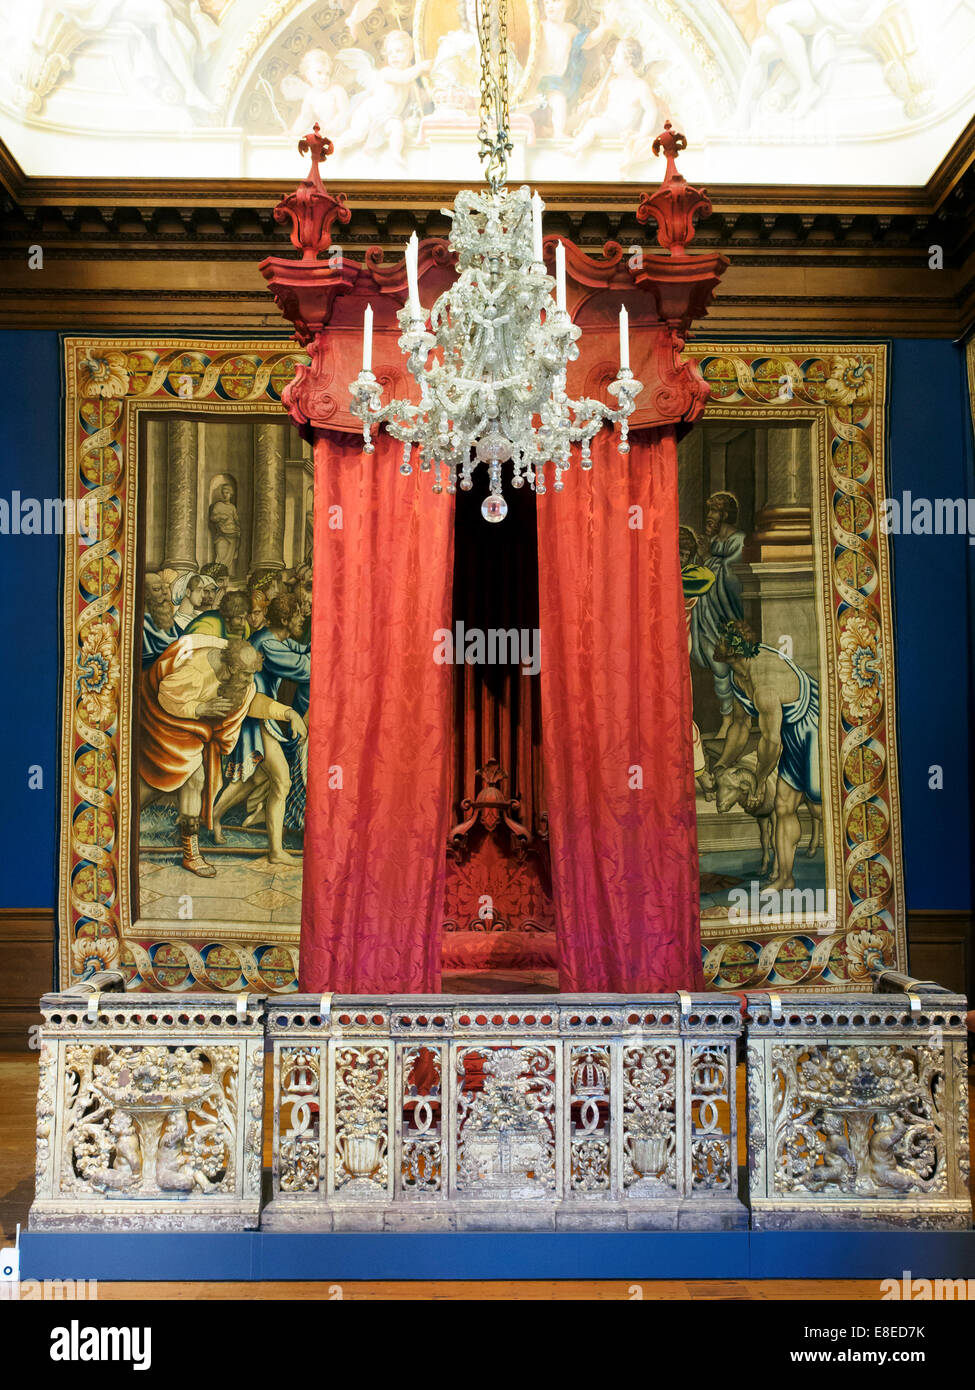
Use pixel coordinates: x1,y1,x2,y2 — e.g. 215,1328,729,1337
906,910,973,1000
0,910,54,1051
0,257,963,337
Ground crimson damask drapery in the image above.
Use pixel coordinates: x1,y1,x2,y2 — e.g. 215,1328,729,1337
535,428,704,993
299,429,454,993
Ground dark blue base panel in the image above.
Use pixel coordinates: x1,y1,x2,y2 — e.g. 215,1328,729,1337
20,1230,975,1282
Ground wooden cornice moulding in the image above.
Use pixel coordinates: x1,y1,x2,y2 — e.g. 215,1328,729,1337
0,137,26,203
2,121,973,334
1,116,974,219
927,112,975,211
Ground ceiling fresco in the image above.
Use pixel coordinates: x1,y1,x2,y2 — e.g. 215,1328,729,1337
0,0,972,185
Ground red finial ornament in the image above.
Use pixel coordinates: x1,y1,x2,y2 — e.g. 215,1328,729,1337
636,121,712,259
299,124,333,171
273,124,351,261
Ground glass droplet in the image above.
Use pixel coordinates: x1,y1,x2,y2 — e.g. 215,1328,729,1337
481,494,508,523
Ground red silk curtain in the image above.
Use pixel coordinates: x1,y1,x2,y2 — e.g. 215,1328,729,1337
536,428,704,992
299,429,454,992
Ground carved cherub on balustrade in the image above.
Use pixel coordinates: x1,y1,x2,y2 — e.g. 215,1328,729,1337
805,1111,856,1190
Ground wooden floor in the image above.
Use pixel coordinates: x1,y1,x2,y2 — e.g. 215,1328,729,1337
58,1279,906,1300
4,1051,972,1302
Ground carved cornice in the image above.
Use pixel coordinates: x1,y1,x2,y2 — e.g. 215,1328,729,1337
2,198,968,262
928,112,975,211
2,117,974,336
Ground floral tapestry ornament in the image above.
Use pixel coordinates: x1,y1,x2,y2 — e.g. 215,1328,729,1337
76,619,120,728
825,355,874,406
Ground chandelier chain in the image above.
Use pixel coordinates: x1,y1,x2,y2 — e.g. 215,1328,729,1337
349,5,642,522
476,0,513,194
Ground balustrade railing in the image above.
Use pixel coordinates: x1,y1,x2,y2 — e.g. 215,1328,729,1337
263,993,745,1231
745,978,971,1230
27,978,971,1234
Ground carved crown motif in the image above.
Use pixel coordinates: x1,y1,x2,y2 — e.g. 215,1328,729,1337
272,124,352,261
636,122,713,258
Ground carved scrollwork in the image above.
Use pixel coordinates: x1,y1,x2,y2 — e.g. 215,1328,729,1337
401,1045,444,1195
456,1046,556,1195
333,1046,389,1194
56,1042,240,1199
278,1046,321,1193
622,1044,677,1191
689,1044,733,1191
770,1043,945,1197
569,1047,611,1193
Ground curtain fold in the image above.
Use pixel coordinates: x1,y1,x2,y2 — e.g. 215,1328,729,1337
299,430,454,993
536,428,704,993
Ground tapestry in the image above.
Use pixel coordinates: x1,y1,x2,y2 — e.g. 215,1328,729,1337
58,338,905,994
681,345,904,990
61,340,309,995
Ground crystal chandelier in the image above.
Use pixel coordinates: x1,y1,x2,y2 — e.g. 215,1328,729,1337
349,0,642,522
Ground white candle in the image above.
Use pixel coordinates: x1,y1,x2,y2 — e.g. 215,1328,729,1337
619,304,630,371
363,303,373,372
555,240,566,311
406,230,421,320
531,191,544,263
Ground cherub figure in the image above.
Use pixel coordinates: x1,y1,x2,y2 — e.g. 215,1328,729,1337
156,1108,212,1192
283,47,351,136
90,1111,143,1191
810,1111,856,1189
868,1111,913,1192
574,38,658,172
735,0,893,124
530,0,589,140
339,29,432,165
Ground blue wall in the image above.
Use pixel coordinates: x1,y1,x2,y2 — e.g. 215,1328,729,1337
888,340,975,910
0,333,971,911
0,331,62,906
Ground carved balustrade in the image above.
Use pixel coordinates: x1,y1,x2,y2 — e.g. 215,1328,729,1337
263,993,745,1232
30,978,265,1232
29,981,971,1234
746,978,972,1230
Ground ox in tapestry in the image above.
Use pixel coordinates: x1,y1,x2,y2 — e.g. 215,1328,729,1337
678,418,833,976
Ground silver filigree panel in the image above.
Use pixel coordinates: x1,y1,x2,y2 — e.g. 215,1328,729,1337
31,993,265,1232
746,989,972,1229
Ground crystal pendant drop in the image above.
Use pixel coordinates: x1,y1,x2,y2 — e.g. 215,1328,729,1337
481,494,508,523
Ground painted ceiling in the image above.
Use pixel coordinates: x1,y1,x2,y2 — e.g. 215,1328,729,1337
0,0,972,186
